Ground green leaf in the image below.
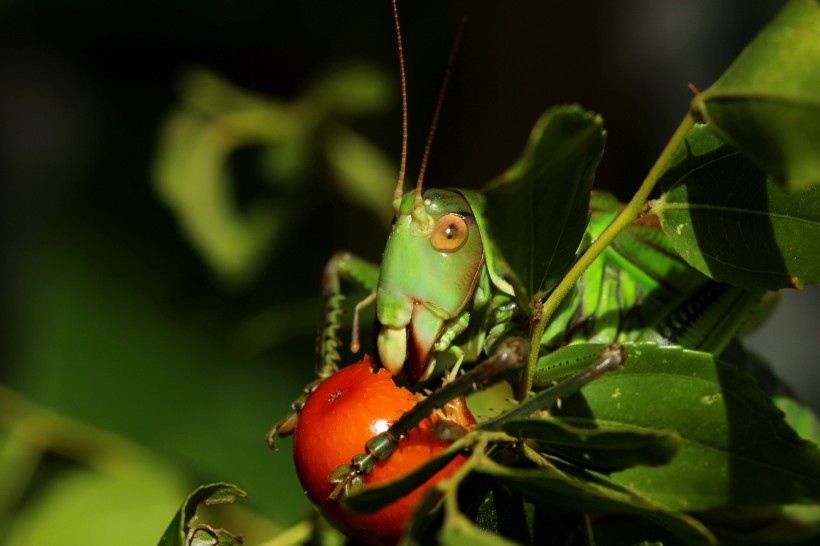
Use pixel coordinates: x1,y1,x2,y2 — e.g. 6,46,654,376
694,0,820,190
553,343,820,511
655,123,820,290
503,417,680,470
475,458,715,544
466,485,575,546
482,105,606,310
158,483,247,546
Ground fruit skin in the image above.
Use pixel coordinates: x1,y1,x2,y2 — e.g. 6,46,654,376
292,356,474,546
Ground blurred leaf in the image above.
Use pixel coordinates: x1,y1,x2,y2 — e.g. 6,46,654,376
776,396,820,445
153,70,312,287
482,105,605,310
695,0,820,190
656,123,820,290
158,483,247,546
153,66,395,287
178,70,285,118
554,343,820,511
323,124,396,226
11,227,312,526
259,137,312,191
503,417,680,470
0,385,187,546
7,466,184,546
306,63,393,116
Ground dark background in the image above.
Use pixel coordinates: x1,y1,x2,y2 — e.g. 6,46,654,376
2,0,817,543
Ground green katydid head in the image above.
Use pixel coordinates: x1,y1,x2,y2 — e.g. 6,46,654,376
376,189,485,383
378,0,495,382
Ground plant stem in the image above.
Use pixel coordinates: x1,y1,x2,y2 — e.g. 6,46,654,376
518,113,696,399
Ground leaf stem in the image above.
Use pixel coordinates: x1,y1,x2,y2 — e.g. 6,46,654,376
518,113,696,399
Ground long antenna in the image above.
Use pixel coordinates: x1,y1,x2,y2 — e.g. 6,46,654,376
391,0,409,214
415,17,466,205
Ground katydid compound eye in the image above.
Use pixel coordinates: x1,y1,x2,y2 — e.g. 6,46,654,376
431,214,468,252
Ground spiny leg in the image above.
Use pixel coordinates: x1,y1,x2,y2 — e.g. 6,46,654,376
327,342,626,500
327,336,530,500
317,251,381,378
267,251,380,450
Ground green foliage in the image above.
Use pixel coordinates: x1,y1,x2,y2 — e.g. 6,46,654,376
153,65,396,288
556,344,820,511
158,483,247,546
483,105,606,310
694,0,820,191
501,417,681,471
655,124,820,290
0,386,188,546
156,1,820,543
3,0,820,545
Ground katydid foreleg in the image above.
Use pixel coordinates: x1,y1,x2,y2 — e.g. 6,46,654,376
327,336,530,500
325,341,627,501
317,251,381,377
267,251,380,450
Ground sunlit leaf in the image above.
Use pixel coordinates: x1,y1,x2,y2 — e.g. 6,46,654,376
554,343,820,511
695,0,820,190
655,123,820,289
481,106,606,310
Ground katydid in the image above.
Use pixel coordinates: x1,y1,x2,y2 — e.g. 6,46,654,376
268,0,765,492
300,182,762,497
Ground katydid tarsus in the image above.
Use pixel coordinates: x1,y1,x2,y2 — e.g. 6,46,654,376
268,0,765,505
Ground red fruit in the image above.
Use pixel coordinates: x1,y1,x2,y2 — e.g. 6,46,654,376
292,356,474,546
